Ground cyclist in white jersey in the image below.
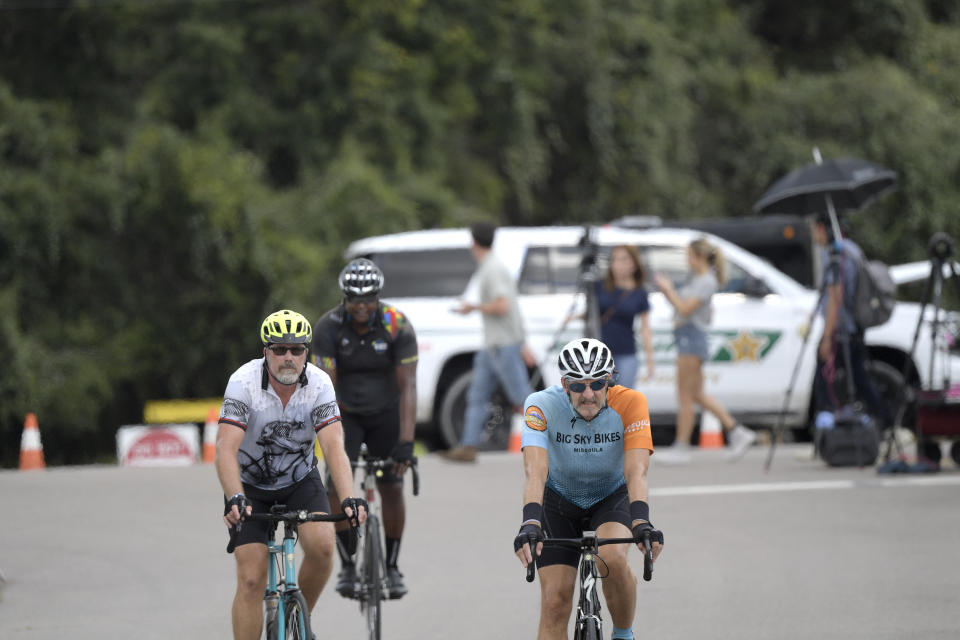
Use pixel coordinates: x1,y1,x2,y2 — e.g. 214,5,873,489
216,309,367,640
514,338,664,640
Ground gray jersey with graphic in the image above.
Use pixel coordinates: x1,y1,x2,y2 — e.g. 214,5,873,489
220,359,340,490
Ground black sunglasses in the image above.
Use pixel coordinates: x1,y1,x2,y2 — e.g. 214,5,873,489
267,345,307,356
567,379,609,393
345,294,378,304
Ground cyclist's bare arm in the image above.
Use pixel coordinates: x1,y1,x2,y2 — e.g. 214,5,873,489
395,362,417,443
392,361,418,475
215,421,249,526
517,445,548,567
316,419,367,524
624,448,662,560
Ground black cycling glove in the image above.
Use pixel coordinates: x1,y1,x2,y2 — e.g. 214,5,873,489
390,440,415,465
226,492,249,522
632,522,664,548
341,497,368,528
513,523,544,554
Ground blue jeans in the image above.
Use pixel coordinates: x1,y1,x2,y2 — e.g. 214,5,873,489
614,353,638,388
461,343,533,447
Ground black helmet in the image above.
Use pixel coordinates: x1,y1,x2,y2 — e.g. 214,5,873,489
339,258,384,297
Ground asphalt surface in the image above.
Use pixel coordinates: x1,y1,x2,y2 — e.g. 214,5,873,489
1,444,959,639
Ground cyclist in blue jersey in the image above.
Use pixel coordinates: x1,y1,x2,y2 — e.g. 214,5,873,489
513,338,664,640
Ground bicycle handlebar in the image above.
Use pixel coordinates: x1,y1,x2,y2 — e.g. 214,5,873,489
226,506,350,553
522,534,655,583
352,455,420,496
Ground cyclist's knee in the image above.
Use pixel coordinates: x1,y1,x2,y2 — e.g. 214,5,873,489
377,480,404,500
299,523,335,560
235,558,267,598
600,552,634,585
540,588,573,621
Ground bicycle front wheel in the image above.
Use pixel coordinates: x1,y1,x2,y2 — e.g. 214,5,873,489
574,618,602,640
283,590,312,640
360,514,383,640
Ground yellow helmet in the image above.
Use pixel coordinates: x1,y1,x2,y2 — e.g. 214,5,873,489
260,309,312,346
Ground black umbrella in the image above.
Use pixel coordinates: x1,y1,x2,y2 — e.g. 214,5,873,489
752,156,897,217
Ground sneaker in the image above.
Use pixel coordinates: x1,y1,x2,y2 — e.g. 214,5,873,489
385,566,408,599
442,445,477,463
655,444,692,465
726,424,757,462
335,563,359,599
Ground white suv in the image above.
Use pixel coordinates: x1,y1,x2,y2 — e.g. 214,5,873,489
345,225,960,449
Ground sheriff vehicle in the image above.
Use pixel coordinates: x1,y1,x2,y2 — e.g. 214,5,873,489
344,225,960,451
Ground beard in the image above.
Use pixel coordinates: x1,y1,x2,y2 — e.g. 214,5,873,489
274,366,300,385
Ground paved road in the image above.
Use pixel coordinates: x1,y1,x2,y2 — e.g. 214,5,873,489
1,445,959,639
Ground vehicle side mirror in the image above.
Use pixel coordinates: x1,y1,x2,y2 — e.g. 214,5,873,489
741,275,770,298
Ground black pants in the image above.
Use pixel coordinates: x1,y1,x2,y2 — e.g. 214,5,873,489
813,331,892,428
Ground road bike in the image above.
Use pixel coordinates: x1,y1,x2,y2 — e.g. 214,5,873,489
229,505,348,640
345,445,420,640
524,531,655,640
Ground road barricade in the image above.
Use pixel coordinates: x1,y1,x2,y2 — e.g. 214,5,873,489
117,424,200,467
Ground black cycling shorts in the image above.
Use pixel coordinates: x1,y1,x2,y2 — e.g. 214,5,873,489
537,484,632,568
225,467,331,549
340,406,402,484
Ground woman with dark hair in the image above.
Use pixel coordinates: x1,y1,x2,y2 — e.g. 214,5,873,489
596,245,655,388
653,237,755,464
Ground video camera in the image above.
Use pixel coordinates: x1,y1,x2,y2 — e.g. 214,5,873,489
577,224,601,279
929,232,954,263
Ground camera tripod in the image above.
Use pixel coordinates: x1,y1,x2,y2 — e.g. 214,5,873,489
528,225,602,389
881,232,960,463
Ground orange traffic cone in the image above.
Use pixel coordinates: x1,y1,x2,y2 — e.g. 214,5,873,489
508,411,524,453
202,408,218,463
19,413,46,470
698,412,724,449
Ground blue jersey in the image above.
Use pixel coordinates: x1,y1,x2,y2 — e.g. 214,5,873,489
521,385,653,508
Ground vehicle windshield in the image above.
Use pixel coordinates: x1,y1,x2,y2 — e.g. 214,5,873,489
358,249,476,298
518,244,764,295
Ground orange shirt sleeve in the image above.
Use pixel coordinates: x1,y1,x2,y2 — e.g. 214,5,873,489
607,386,653,452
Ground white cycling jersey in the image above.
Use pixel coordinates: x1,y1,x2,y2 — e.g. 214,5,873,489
220,358,340,490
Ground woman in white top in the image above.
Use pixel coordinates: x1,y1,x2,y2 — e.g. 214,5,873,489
652,238,755,464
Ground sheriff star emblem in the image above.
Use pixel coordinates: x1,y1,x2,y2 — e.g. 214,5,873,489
727,331,765,362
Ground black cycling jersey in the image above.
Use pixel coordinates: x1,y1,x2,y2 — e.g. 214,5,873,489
313,302,418,415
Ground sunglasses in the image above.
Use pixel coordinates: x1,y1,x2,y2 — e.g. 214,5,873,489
267,345,307,356
567,379,609,393
345,295,378,305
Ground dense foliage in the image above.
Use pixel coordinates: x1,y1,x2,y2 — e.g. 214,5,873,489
2,0,958,465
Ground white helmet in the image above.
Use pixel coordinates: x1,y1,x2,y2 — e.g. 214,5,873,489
558,338,615,380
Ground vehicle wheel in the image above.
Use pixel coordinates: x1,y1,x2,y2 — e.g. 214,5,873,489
950,441,960,466
867,360,914,427
360,515,382,640
830,359,909,427
438,369,512,451
283,590,312,640
919,439,942,464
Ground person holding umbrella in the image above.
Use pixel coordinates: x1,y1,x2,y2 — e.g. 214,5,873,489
810,212,893,430
752,150,898,467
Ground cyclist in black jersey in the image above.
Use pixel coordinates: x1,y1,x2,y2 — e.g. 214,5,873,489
313,258,419,600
